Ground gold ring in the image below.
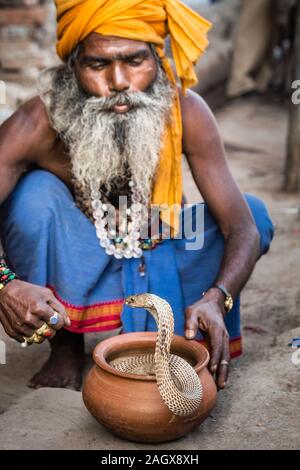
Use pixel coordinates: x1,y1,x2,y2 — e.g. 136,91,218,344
23,332,45,345
36,322,55,338
22,322,55,347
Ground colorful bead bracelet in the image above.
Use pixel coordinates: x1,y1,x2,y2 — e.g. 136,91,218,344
0,260,18,291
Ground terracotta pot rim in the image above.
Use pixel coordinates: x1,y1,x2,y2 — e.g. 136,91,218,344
93,332,210,381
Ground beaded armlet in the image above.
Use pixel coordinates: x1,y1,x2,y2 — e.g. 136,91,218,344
0,258,18,290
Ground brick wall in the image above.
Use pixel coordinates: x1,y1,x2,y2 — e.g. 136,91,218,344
0,0,57,121
0,1,42,6
0,0,57,83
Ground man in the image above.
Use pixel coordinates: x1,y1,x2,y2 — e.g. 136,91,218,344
227,0,296,97
0,0,273,392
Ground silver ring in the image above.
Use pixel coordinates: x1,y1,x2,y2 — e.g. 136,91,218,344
220,360,229,366
49,310,59,326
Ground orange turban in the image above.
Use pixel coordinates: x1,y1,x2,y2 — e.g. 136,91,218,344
55,0,212,233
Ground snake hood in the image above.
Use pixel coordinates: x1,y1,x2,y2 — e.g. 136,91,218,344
123,293,203,416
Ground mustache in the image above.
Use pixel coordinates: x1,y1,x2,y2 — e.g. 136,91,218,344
81,81,162,112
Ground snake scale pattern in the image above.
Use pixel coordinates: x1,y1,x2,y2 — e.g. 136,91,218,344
111,293,203,417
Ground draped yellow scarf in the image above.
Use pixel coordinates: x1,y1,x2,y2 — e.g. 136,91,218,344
55,0,211,233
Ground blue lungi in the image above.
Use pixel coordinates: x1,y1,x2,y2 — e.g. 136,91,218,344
0,169,274,357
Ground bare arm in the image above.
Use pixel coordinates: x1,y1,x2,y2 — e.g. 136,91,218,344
181,90,260,388
0,106,32,205
0,97,70,342
181,90,260,299
0,96,57,204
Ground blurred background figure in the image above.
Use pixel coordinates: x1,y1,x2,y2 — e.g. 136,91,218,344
184,0,300,194
227,0,297,98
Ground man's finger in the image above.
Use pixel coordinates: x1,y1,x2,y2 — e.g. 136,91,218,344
36,304,66,330
46,298,71,327
14,333,27,344
184,307,198,339
15,323,36,338
22,311,45,330
216,332,230,389
208,325,223,374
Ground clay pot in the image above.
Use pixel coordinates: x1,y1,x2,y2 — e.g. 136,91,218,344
83,332,217,443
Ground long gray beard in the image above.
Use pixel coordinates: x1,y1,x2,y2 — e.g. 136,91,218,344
39,63,175,208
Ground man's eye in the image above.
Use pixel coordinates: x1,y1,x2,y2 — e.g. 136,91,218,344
91,63,107,70
128,60,143,66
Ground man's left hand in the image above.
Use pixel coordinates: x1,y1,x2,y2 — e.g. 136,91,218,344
184,289,230,390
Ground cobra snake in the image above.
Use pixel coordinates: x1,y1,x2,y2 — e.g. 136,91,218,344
111,293,203,417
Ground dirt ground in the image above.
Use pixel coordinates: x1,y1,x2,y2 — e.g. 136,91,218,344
0,95,299,450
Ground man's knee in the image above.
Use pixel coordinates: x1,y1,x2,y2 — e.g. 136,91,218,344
0,169,73,237
244,193,274,255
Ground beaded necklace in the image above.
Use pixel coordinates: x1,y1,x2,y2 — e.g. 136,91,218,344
71,178,162,259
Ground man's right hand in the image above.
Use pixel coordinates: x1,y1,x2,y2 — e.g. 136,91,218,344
0,279,71,342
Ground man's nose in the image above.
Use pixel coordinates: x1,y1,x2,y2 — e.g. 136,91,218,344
108,64,130,93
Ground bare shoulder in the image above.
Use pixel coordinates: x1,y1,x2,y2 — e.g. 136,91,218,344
16,95,56,144
0,95,57,163
179,88,215,127
179,89,221,156
18,95,48,123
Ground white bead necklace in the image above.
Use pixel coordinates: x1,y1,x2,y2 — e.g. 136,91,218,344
90,179,149,259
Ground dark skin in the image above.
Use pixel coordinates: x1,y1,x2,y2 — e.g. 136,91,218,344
0,33,260,390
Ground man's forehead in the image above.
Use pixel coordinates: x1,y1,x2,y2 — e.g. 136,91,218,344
79,33,151,58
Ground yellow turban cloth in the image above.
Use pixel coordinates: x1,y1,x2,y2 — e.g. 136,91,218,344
55,0,212,233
